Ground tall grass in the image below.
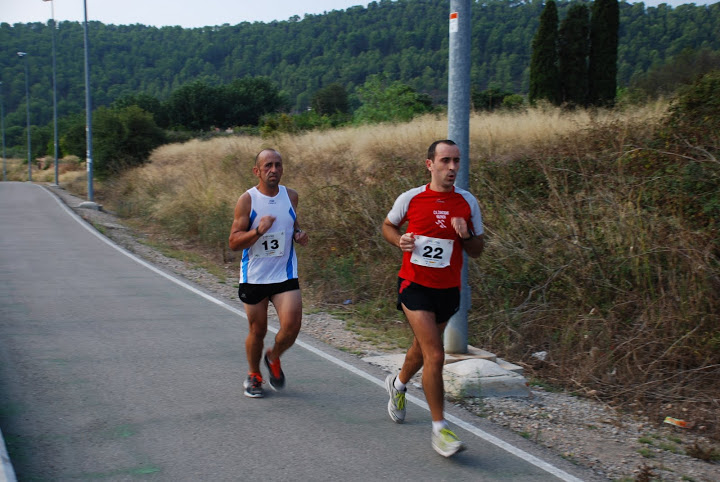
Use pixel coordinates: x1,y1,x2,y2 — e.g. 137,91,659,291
472,106,718,415
92,101,717,436
2,156,83,184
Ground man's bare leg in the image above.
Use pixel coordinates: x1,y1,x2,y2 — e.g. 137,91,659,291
267,289,302,361
401,307,447,422
243,299,269,374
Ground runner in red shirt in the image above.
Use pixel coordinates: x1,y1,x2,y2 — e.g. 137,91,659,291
381,139,484,457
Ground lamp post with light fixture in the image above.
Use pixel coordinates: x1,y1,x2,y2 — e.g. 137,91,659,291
43,0,59,185
83,0,94,201
17,51,32,182
1,80,6,182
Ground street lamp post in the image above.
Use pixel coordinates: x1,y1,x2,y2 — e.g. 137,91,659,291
43,0,59,185
1,81,6,182
17,52,32,183
83,0,94,201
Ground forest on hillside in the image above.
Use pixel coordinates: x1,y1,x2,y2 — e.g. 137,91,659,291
0,0,718,134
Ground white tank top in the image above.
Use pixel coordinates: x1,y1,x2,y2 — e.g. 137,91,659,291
240,185,298,284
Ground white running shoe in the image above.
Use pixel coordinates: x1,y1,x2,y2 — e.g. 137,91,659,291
385,374,406,423
432,428,467,457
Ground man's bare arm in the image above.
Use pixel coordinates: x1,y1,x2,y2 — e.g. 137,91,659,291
462,234,484,258
287,188,309,246
382,218,415,252
228,193,263,251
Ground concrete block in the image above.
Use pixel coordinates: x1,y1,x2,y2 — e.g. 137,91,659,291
363,352,531,398
445,346,497,364
79,201,101,210
496,357,524,375
443,359,531,398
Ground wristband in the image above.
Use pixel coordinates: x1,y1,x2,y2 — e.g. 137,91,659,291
255,227,262,236
461,230,474,242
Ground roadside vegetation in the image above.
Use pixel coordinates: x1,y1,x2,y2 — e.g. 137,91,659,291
5,71,718,442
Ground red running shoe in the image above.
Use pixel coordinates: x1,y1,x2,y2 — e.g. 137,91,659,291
264,350,286,390
243,373,264,398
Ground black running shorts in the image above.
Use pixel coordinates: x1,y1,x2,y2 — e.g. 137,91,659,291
238,278,300,305
396,277,460,325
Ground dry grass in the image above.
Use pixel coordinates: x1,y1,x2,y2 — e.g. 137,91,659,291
59,101,718,439
3,156,84,184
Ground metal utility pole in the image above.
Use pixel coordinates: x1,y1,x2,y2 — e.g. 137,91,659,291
445,0,472,354
18,52,32,183
1,81,6,182
83,0,94,201
44,0,59,185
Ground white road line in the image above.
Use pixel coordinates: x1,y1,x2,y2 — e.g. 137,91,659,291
44,185,585,482
0,426,16,482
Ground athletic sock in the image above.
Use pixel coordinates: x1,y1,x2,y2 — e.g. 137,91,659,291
432,420,448,435
394,376,407,392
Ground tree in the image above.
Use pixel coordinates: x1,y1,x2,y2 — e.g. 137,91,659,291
166,80,221,130
558,4,590,107
529,0,560,105
113,93,169,128
666,70,720,149
629,48,720,99
471,87,514,111
59,114,88,160
502,94,525,110
221,77,286,127
93,105,166,177
163,77,285,130
588,0,619,107
353,74,434,124
1,2,718,137
311,83,350,116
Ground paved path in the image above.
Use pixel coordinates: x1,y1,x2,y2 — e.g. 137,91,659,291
0,183,595,481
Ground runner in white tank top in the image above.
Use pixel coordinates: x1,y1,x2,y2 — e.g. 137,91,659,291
229,149,309,398
240,185,298,284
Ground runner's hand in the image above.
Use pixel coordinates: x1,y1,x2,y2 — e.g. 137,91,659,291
399,232,416,252
256,215,276,235
451,217,470,239
294,229,308,246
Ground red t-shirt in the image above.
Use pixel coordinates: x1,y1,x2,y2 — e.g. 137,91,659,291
386,184,483,289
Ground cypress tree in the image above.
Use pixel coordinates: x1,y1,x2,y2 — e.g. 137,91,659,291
529,0,560,105
558,4,590,107
588,0,620,107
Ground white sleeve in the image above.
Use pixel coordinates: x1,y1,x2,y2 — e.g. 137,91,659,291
387,186,425,226
458,189,484,235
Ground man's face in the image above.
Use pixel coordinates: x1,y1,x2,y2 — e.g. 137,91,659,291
254,151,283,188
427,143,461,190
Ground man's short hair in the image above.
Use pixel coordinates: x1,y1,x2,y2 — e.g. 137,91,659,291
427,139,457,161
255,148,281,166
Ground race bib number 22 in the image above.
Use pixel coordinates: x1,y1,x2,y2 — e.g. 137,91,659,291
410,235,453,268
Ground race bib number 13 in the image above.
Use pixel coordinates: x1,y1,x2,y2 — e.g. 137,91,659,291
251,231,285,258
410,235,453,268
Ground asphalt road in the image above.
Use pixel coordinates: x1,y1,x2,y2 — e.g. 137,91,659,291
0,182,596,481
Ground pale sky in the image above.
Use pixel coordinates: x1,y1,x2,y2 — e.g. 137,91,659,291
0,1,373,28
1,0,718,28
